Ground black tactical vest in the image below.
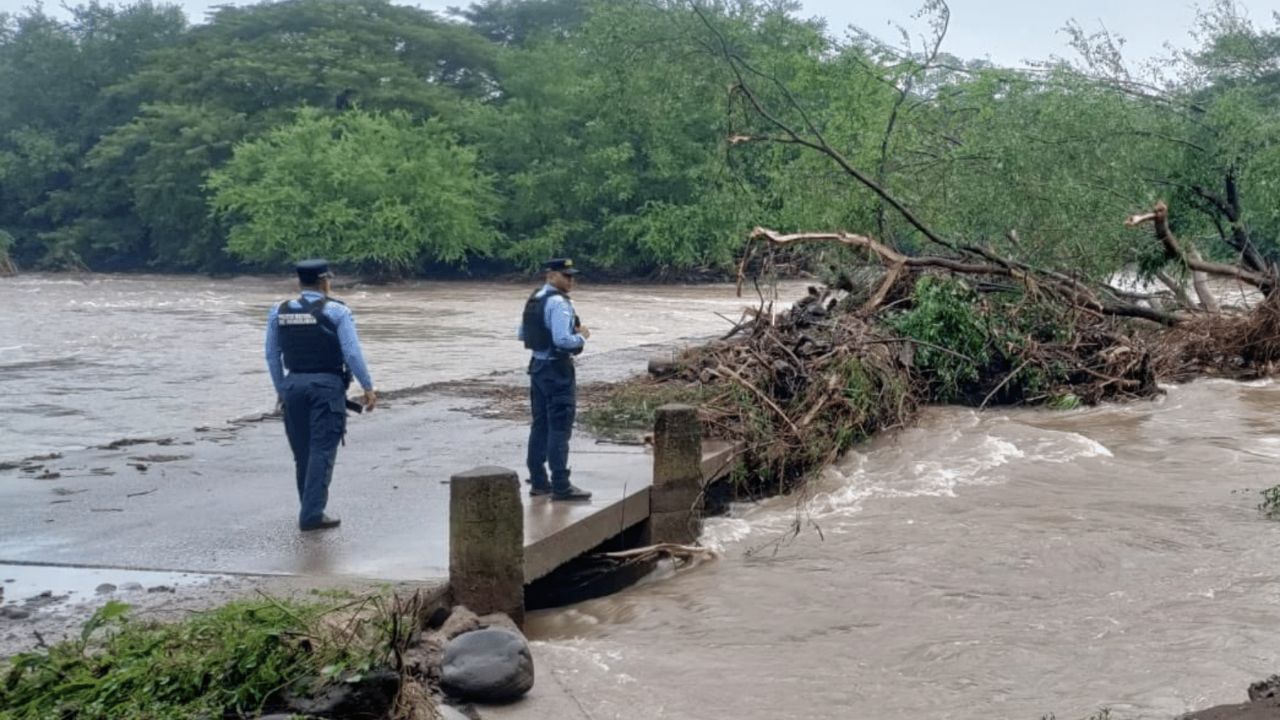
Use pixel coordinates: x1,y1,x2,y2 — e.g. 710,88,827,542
521,289,582,357
278,296,346,376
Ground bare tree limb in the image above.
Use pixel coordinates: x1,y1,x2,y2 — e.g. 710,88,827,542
875,2,951,239
749,226,1185,325
1185,245,1221,313
693,3,958,253
1155,270,1195,308
1126,201,1273,292
862,261,906,315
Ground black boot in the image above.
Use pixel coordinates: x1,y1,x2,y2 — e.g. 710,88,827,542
551,485,592,502
300,515,342,531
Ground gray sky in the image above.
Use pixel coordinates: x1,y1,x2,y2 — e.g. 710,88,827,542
5,0,1280,66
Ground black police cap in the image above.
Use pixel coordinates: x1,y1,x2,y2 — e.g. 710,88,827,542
543,258,579,275
295,259,334,284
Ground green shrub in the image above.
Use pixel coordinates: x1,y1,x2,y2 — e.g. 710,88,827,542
0,597,397,720
887,276,992,401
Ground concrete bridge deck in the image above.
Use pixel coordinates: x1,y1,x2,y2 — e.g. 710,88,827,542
0,387,739,592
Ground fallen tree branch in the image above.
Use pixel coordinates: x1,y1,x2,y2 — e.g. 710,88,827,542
1155,270,1195,308
600,543,712,559
1186,245,1221,313
749,226,1185,325
1126,201,1273,293
711,363,802,435
599,543,717,566
861,260,905,315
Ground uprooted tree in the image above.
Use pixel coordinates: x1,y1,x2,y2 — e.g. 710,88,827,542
601,1,1280,498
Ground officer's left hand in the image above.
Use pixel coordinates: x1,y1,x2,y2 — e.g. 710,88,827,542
274,396,284,414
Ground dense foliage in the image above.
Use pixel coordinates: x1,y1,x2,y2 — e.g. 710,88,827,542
2,0,1279,278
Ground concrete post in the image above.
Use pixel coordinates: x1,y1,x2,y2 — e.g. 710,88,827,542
449,466,524,626
650,404,703,544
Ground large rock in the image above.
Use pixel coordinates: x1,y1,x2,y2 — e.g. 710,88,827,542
437,605,520,641
438,605,482,640
440,627,534,703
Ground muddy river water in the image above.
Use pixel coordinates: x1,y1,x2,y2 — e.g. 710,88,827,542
0,273,766,460
3,274,1279,719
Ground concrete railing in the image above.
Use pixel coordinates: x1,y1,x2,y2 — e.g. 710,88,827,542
448,404,731,624
649,404,704,544
449,466,525,626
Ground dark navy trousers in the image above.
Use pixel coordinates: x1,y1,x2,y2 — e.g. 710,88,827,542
281,373,347,527
527,357,576,493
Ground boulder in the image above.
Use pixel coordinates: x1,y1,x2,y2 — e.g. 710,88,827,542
438,605,482,640
440,627,534,703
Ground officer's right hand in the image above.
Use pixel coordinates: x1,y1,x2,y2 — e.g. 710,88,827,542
363,389,378,412
578,325,592,340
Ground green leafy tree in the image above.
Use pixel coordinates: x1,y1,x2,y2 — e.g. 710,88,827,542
0,2,186,267
208,108,498,271
33,0,496,270
465,0,833,274
453,0,589,46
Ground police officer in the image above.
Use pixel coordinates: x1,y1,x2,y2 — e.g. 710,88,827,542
519,258,592,501
265,259,377,531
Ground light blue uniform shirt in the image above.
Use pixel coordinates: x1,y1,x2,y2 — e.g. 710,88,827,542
265,290,375,394
518,283,586,360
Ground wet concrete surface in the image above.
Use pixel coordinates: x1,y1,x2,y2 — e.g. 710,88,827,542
0,387,657,582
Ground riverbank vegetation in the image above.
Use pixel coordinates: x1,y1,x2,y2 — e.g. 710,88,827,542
0,592,440,720
575,0,1280,504
3,0,1280,280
